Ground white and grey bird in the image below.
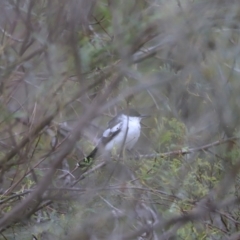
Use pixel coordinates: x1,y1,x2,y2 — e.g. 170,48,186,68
78,109,148,167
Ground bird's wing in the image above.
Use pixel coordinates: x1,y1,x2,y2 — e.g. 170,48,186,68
101,120,123,145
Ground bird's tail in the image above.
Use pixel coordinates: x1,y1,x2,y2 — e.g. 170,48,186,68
77,147,98,168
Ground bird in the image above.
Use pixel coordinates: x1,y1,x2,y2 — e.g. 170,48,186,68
77,109,148,167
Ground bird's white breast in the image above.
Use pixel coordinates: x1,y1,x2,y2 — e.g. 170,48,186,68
105,115,141,152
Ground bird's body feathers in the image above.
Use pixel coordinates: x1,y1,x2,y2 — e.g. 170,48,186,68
78,109,144,167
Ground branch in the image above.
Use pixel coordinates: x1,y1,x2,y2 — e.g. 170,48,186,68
136,137,238,159
0,70,111,170
0,26,24,42
71,161,107,186
0,190,32,205
0,112,56,170
0,74,122,231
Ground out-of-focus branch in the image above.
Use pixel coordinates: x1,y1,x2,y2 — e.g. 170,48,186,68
0,69,112,171
0,111,56,170
0,190,31,205
122,158,240,239
57,120,238,161
0,26,23,42
0,74,122,231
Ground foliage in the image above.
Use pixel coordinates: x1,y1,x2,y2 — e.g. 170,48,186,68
1,0,240,239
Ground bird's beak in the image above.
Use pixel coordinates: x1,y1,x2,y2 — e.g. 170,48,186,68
140,115,150,119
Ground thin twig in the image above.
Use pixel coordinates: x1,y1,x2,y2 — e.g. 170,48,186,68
136,137,238,160
0,26,24,42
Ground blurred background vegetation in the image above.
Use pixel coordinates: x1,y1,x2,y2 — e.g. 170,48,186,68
1,0,240,239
